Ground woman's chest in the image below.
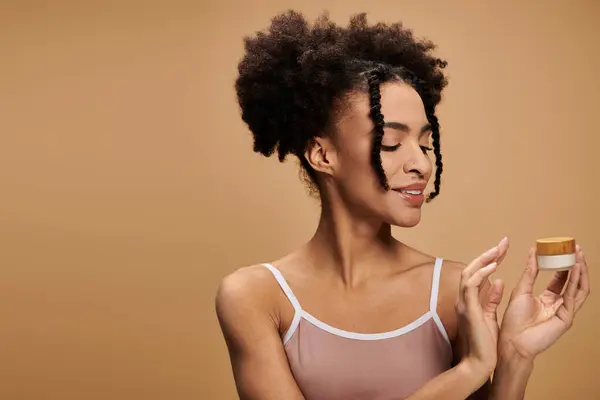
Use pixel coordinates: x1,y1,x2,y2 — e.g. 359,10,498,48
284,317,453,400
280,271,457,337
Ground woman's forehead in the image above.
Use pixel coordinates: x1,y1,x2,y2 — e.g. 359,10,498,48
379,83,427,125
335,82,428,135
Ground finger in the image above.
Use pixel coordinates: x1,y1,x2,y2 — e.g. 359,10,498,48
563,262,581,314
482,279,504,318
546,270,569,295
551,297,564,315
575,246,590,311
477,238,508,298
478,278,492,302
512,247,539,298
495,237,510,265
555,278,576,328
577,246,590,293
461,239,505,282
465,262,498,309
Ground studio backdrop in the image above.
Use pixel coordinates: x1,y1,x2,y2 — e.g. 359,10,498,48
1,1,598,399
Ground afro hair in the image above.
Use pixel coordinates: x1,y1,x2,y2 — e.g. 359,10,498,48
235,10,448,201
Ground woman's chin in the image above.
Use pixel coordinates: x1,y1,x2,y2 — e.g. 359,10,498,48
389,209,422,228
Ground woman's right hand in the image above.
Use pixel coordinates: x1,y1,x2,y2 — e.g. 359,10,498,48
455,237,509,385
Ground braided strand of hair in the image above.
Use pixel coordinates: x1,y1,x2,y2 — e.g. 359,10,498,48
426,112,443,202
366,66,390,191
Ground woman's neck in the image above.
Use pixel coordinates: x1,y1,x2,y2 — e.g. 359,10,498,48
304,196,401,288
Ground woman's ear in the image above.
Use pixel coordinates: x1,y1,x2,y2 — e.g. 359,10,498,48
304,137,337,176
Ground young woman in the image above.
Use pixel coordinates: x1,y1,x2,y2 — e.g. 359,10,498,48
216,11,590,400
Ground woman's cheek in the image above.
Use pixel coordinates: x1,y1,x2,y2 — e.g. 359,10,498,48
381,152,403,177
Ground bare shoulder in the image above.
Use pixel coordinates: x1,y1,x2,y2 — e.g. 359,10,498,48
215,264,279,321
437,258,470,303
434,259,466,342
401,245,465,281
215,265,306,398
216,265,276,300
438,258,493,293
440,259,467,286
215,264,288,343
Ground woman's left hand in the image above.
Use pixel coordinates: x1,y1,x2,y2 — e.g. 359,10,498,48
498,245,590,361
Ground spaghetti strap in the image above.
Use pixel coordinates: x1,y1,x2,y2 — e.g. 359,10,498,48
263,264,302,312
429,258,443,313
429,258,450,344
263,263,303,344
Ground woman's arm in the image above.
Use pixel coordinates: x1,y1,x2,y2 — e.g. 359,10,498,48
450,330,533,400
450,328,493,400
404,362,491,400
489,351,534,400
215,268,305,400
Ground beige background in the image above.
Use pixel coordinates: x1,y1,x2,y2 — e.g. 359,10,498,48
1,1,599,399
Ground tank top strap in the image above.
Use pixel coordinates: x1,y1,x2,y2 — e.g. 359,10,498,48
263,263,303,344
429,257,450,344
262,263,303,313
429,257,444,313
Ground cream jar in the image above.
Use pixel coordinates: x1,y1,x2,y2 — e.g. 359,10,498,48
536,237,576,271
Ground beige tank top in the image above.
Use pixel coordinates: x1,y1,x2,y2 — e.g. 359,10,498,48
263,258,453,400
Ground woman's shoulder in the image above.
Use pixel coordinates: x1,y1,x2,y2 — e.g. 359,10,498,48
216,264,280,312
401,245,466,279
439,259,468,283
423,254,477,341
403,247,465,298
215,263,293,337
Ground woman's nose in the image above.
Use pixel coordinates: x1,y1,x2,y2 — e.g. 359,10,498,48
402,142,431,177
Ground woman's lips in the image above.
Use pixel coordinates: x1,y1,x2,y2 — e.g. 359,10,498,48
391,183,427,207
394,189,425,206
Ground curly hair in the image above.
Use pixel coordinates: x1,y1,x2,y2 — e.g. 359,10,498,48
235,10,448,202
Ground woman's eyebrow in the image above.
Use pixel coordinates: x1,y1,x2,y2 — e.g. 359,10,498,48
383,121,432,137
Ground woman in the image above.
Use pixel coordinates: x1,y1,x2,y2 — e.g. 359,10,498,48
216,11,590,400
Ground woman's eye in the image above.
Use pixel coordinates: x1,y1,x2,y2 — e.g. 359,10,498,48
381,144,401,152
380,144,433,153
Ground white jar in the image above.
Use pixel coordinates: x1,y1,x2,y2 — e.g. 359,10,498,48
536,237,576,271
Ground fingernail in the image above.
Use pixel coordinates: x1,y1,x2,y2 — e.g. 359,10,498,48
486,262,498,270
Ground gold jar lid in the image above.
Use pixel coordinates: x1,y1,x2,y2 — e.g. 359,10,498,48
536,237,576,256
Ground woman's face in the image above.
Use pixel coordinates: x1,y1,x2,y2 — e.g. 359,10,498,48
322,81,434,227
